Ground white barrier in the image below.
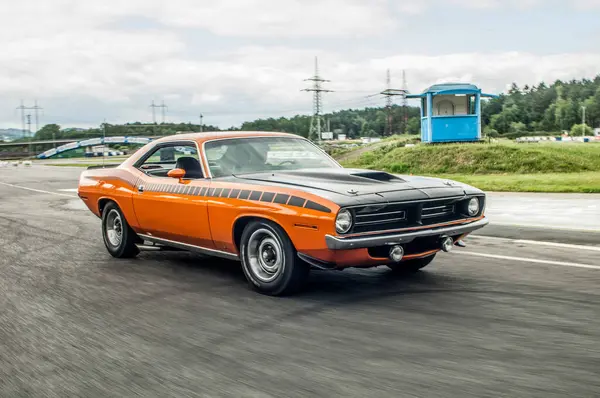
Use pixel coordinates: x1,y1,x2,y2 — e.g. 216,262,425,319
516,136,597,143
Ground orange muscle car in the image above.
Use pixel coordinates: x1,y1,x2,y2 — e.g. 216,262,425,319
78,132,488,295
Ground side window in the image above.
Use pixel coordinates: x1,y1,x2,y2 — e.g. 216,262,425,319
138,144,202,178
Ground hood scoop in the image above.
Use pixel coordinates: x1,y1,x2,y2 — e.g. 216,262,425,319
350,171,405,183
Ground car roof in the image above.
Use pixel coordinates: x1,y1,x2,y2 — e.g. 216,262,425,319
155,131,302,144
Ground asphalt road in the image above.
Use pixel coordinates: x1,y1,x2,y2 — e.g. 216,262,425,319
1,166,599,397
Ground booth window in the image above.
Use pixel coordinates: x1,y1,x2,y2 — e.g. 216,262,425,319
468,95,476,115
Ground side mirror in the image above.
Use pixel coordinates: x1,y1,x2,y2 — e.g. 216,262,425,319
167,168,186,181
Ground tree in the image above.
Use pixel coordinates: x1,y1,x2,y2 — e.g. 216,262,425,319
509,122,527,134
407,117,421,135
34,124,61,140
19,74,600,143
582,87,600,128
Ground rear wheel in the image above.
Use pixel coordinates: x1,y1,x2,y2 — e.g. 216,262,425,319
102,202,139,258
240,220,309,296
387,254,436,274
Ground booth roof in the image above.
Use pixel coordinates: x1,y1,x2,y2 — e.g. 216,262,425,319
406,83,498,98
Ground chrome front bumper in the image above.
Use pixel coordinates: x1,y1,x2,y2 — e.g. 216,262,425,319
325,217,489,250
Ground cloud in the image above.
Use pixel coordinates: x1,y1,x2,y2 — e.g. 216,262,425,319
5,47,599,129
448,0,543,9
573,0,600,8
151,0,397,38
0,0,397,40
0,0,598,129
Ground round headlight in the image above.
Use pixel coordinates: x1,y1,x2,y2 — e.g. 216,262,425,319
335,209,353,234
467,197,480,216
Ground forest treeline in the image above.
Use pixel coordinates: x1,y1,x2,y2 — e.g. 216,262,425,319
13,75,600,144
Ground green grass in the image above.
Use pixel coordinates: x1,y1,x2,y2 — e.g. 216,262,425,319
341,142,600,174
338,142,600,193
434,172,600,193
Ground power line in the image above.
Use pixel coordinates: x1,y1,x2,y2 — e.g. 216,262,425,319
199,95,375,117
302,56,334,142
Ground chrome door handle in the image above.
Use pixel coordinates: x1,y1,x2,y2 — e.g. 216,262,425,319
138,185,144,193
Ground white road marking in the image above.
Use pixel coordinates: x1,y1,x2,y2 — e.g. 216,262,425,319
0,181,78,198
58,188,79,192
454,251,600,270
469,235,600,252
490,221,600,233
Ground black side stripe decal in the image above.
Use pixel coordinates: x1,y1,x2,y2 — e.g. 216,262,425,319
304,201,331,213
120,177,332,214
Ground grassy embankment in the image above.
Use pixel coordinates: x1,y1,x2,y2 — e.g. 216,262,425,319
339,142,600,193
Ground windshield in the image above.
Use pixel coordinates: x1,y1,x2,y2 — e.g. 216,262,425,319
204,136,340,177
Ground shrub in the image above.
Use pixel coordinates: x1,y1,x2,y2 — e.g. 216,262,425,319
570,124,593,137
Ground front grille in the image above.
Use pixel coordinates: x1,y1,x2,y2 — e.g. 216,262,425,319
352,203,412,234
422,204,454,219
346,196,483,235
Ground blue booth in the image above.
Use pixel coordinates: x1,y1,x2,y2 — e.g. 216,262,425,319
407,83,497,143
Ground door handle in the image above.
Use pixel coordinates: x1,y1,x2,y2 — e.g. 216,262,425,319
138,185,144,193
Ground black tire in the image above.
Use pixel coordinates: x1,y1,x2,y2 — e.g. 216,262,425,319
240,220,309,296
387,254,436,274
101,201,140,258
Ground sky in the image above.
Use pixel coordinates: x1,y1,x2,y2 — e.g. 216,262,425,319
1,0,599,130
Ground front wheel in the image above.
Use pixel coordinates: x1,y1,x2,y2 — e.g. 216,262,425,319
387,254,436,274
240,220,309,296
102,202,140,258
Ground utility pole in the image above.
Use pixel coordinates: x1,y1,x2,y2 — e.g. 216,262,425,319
32,100,43,134
385,69,393,136
17,101,43,157
160,100,167,124
102,119,107,167
303,56,333,143
17,101,26,141
380,70,408,136
582,106,586,128
150,100,157,124
26,114,32,158
199,114,204,132
402,70,409,134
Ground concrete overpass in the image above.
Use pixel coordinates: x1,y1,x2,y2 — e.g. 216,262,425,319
36,136,164,158
0,136,165,159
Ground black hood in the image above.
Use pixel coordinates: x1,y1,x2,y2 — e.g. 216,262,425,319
230,168,483,207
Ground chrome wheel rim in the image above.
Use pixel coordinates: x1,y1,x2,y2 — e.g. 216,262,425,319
247,228,284,283
106,209,123,247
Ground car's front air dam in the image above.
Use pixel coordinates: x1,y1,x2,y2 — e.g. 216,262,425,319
298,246,445,270
324,217,489,251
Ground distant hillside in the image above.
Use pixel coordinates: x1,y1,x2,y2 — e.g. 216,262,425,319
0,128,26,141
